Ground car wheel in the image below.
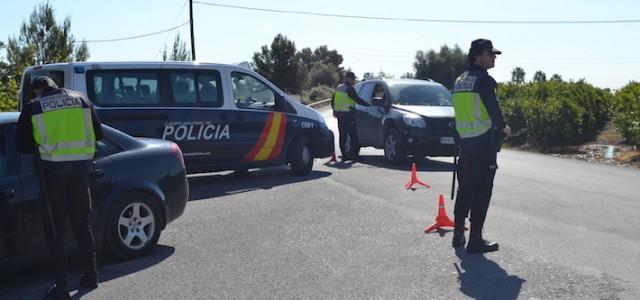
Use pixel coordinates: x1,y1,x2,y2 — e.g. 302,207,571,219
289,137,313,176
105,192,163,260
384,128,405,164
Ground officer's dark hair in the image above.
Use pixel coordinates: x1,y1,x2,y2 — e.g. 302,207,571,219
32,76,58,91
468,50,480,65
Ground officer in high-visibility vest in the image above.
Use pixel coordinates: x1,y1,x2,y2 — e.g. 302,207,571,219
331,71,370,162
16,76,103,300
451,39,511,253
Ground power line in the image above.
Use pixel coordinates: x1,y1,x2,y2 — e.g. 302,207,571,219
156,0,190,59
193,1,640,24
82,21,190,43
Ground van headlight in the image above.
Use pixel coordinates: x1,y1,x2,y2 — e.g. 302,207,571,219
403,114,426,128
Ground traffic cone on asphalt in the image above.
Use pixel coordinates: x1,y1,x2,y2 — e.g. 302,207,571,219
404,163,430,189
329,152,337,163
424,194,465,233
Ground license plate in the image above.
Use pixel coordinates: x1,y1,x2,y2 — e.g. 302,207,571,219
440,137,454,144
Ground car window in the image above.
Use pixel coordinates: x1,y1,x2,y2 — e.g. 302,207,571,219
170,71,223,107
231,72,278,111
357,83,374,103
372,84,386,100
388,83,453,106
87,71,160,106
21,70,65,107
0,128,7,177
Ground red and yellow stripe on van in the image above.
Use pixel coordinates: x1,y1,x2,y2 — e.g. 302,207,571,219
244,112,288,162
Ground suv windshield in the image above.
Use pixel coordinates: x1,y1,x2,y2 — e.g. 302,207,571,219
388,83,452,106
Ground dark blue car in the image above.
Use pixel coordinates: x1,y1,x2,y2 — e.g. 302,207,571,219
0,112,188,274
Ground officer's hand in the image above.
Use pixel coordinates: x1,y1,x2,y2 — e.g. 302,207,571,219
503,125,512,138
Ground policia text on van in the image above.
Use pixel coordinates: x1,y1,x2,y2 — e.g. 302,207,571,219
20,62,335,176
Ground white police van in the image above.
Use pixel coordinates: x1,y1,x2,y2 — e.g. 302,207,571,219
19,62,334,175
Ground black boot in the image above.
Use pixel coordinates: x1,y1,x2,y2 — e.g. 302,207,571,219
45,285,70,300
452,220,466,248
466,238,499,253
80,272,99,290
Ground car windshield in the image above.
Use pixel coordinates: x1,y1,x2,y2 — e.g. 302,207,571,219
388,83,452,106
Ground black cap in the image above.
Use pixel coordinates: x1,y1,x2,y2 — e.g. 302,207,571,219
32,76,58,90
469,39,502,55
345,71,357,79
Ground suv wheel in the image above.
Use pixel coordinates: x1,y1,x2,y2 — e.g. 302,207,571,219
289,137,313,176
105,192,162,260
384,128,405,164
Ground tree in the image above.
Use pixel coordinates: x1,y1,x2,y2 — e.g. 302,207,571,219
6,3,89,81
533,70,547,83
252,34,300,93
550,74,563,82
162,34,191,61
295,45,344,90
377,70,394,79
511,67,526,84
308,62,339,88
401,72,414,79
413,44,466,89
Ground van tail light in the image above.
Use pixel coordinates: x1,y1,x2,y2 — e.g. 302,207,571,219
171,143,185,168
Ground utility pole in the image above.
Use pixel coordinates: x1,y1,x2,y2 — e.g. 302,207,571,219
189,0,196,61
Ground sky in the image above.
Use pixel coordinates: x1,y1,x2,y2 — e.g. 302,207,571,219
1,0,639,89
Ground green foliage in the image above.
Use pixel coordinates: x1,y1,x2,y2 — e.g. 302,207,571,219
162,34,191,61
413,44,466,90
308,62,339,88
612,82,640,146
401,72,414,79
6,3,89,80
498,80,613,145
511,67,525,84
302,85,333,104
0,77,19,112
252,34,300,93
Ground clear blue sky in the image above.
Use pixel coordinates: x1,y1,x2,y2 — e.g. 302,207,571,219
1,0,639,89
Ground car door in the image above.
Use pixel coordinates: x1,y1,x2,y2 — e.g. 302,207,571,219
355,82,375,144
0,124,32,267
165,69,231,171
229,71,293,165
364,83,389,147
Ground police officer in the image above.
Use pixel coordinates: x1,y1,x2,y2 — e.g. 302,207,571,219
451,39,511,253
331,71,370,162
16,76,103,300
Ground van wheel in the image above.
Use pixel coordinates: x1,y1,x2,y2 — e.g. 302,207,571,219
289,137,313,176
104,192,162,260
384,128,405,165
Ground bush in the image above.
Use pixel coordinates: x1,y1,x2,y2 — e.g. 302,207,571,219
302,85,333,104
613,82,640,146
0,78,19,112
498,80,613,145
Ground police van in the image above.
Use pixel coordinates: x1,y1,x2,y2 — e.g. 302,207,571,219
19,62,334,175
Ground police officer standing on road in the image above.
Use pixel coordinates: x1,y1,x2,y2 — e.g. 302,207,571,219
451,39,511,253
331,71,370,162
16,76,103,300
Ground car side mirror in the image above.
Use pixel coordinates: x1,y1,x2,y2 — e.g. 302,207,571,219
371,97,385,107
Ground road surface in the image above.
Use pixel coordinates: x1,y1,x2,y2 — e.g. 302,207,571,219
2,108,639,299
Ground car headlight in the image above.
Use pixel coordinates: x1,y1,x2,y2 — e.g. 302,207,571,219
402,114,426,128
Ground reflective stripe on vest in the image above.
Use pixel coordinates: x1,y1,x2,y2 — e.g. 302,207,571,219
31,93,96,162
452,72,493,139
333,84,355,112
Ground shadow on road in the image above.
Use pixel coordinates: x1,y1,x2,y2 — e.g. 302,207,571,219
188,167,332,201
453,248,525,300
0,245,175,300
357,155,456,172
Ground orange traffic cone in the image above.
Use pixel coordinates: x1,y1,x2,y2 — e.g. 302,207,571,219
404,163,430,189
329,152,337,163
424,194,465,233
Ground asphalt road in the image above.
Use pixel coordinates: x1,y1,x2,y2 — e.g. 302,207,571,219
2,108,639,299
